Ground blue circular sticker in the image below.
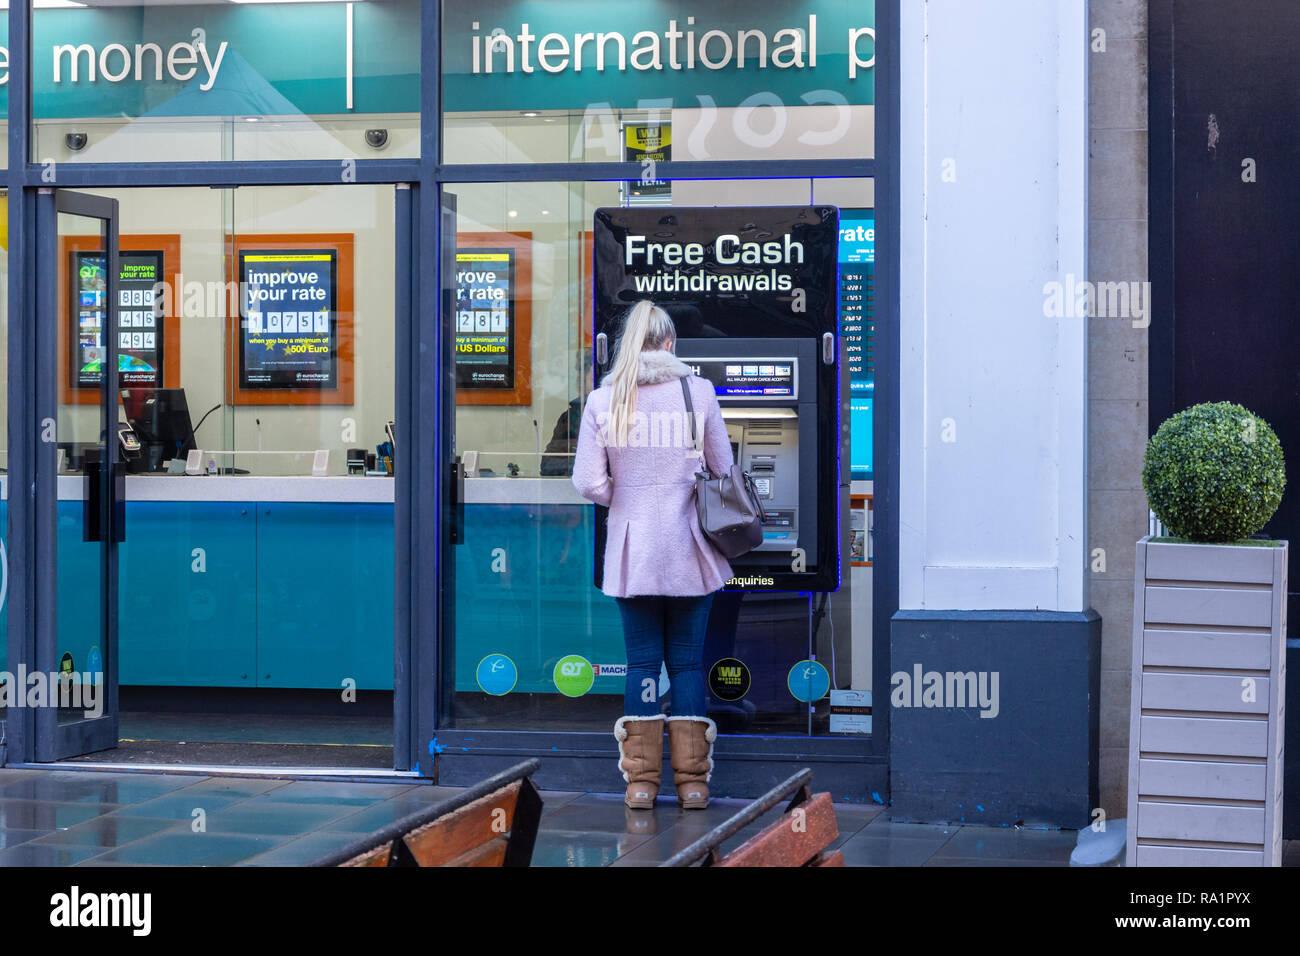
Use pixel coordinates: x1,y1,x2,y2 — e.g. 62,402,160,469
787,660,830,703
476,653,518,696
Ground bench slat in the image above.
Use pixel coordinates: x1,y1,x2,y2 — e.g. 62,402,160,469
403,781,522,867
442,836,510,867
717,791,839,867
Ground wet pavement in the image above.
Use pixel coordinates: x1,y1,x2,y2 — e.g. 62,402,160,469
0,766,1198,866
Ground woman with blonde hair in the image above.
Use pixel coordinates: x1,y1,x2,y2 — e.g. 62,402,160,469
572,299,734,809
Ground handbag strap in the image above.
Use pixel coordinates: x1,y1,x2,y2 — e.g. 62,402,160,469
679,376,698,452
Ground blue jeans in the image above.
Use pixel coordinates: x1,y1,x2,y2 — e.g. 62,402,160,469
615,594,714,717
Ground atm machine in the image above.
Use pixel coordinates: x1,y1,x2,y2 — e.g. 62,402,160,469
592,206,841,593
675,339,821,578
590,204,845,731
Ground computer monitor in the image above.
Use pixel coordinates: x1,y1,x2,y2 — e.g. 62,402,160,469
121,388,196,473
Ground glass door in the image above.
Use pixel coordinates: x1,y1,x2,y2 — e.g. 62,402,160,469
35,190,121,760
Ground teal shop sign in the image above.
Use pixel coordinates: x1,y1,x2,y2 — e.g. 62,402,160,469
444,0,875,111
0,0,421,119
0,0,871,119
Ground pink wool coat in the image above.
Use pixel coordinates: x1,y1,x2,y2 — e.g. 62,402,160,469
572,348,735,598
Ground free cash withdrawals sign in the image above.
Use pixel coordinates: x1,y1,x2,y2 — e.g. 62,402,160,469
455,250,516,389
592,205,840,339
240,251,337,390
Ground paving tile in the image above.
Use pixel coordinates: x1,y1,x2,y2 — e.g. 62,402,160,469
530,829,654,867
924,856,1069,867
170,777,296,799
199,802,362,837
0,828,49,851
241,831,369,866
833,804,884,840
31,816,183,848
91,831,286,866
322,791,469,833
104,792,247,821
0,770,43,785
253,780,411,806
0,843,113,867
540,798,688,835
610,817,771,866
0,771,194,805
0,799,118,831
863,818,961,841
538,790,587,813
929,826,1078,863
837,832,953,867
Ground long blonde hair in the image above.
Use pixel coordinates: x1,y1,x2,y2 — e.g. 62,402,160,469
607,299,676,447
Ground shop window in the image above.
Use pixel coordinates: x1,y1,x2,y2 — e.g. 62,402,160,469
23,0,420,164
50,185,398,699
443,177,873,737
441,0,875,165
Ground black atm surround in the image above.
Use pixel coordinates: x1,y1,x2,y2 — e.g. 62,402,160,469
591,205,842,593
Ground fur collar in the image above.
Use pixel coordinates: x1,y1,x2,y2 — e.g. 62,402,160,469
600,348,693,387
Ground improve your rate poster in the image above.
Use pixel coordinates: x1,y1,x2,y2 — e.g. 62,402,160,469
454,249,515,389
240,250,338,389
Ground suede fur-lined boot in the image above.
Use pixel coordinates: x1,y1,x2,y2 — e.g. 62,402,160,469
666,716,716,809
615,716,664,809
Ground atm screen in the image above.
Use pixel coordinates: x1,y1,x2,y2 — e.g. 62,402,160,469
687,358,797,400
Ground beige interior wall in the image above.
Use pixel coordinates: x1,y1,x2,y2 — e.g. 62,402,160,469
58,184,397,476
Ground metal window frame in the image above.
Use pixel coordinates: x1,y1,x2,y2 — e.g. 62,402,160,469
5,0,901,787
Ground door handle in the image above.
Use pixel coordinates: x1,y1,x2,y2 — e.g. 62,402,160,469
596,332,608,366
449,457,466,545
83,449,103,543
113,460,126,543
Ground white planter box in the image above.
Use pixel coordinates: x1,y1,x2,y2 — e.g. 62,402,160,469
1127,535,1287,867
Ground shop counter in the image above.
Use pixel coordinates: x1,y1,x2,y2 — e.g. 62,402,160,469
0,475,622,696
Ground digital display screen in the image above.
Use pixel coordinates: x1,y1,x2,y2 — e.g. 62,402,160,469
72,250,165,390
839,209,874,480
455,249,515,389
688,358,797,400
239,250,338,389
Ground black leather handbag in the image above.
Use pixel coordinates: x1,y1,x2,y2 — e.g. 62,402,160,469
680,377,766,559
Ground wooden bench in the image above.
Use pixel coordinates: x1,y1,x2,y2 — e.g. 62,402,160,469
659,769,844,867
311,759,544,867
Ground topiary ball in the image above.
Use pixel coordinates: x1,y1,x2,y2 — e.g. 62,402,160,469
1142,401,1286,542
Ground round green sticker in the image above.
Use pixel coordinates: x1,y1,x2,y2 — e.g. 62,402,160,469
553,654,594,698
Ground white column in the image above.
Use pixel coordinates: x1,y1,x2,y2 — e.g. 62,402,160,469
898,0,1089,612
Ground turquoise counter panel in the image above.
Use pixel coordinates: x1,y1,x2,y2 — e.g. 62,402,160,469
2,498,392,690
5,497,616,696
256,503,394,690
56,501,105,687
118,502,257,687
453,503,624,695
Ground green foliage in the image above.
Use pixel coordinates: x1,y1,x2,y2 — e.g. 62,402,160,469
1142,402,1286,542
